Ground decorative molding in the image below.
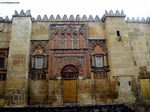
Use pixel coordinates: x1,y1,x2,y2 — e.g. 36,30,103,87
55,57,84,77
50,24,88,49
89,39,106,51
50,24,86,34
31,41,48,55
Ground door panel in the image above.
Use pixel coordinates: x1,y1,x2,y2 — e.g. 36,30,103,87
63,80,77,103
140,79,150,96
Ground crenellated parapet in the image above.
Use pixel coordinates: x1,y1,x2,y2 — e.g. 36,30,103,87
0,10,101,22
0,9,150,23
13,10,31,17
33,14,101,22
0,16,11,22
101,10,126,22
104,10,126,17
0,10,31,22
126,17,150,23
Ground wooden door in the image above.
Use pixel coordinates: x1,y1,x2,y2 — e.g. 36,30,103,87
63,79,77,103
140,79,150,96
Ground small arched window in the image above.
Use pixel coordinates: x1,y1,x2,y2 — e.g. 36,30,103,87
31,43,48,69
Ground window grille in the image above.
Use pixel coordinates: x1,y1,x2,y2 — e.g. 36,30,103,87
35,57,43,69
95,56,103,67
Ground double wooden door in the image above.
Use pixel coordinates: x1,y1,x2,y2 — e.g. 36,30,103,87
63,79,77,103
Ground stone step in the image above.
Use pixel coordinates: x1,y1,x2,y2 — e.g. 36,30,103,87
1,104,135,112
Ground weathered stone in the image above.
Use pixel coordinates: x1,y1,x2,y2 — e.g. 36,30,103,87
141,17,146,22
95,15,100,21
82,15,87,21
14,10,18,16
75,14,81,21
0,9,150,110
56,15,61,21
136,17,141,22
36,15,42,21
49,15,55,21
105,10,109,15
32,17,35,21
115,10,120,15
121,10,125,15
25,10,31,16
69,15,74,21
43,15,48,21
0,17,3,21
132,17,136,22
5,15,32,107
0,23,3,32
146,17,150,22
88,15,94,21
126,17,131,22
109,10,114,15
62,15,68,21
20,10,25,16
4,16,9,21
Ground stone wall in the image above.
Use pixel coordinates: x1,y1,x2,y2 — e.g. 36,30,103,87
126,23,150,105
94,79,117,104
29,80,47,105
0,10,150,108
88,22,104,39
5,16,32,107
48,80,62,105
104,17,136,104
0,81,5,107
4,78,28,106
31,22,49,40
0,81,5,99
115,76,135,104
0,23,11,48
78,79,93,105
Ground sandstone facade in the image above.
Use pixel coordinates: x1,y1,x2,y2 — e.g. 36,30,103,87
0,10,150,109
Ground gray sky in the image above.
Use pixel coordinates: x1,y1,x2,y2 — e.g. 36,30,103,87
0,0,150,19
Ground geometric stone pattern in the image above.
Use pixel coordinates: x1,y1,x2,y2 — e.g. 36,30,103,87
31,41,48,54
50,24,87,49
55,57,84,77
89,39,106,51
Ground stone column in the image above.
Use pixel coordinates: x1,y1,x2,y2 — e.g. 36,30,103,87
4,10,32,107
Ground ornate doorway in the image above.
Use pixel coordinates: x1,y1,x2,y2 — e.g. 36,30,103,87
61,65,78,103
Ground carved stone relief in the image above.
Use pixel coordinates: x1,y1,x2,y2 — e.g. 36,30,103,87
50,24,87,49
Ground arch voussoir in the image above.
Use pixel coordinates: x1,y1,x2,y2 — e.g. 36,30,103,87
56,58,84,78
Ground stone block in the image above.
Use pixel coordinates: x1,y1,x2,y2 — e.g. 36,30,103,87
0,81,5,98
0,99,4,107
88,22,105,39
0,23,4,32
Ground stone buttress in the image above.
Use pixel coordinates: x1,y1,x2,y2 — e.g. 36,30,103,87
4,10,32,107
